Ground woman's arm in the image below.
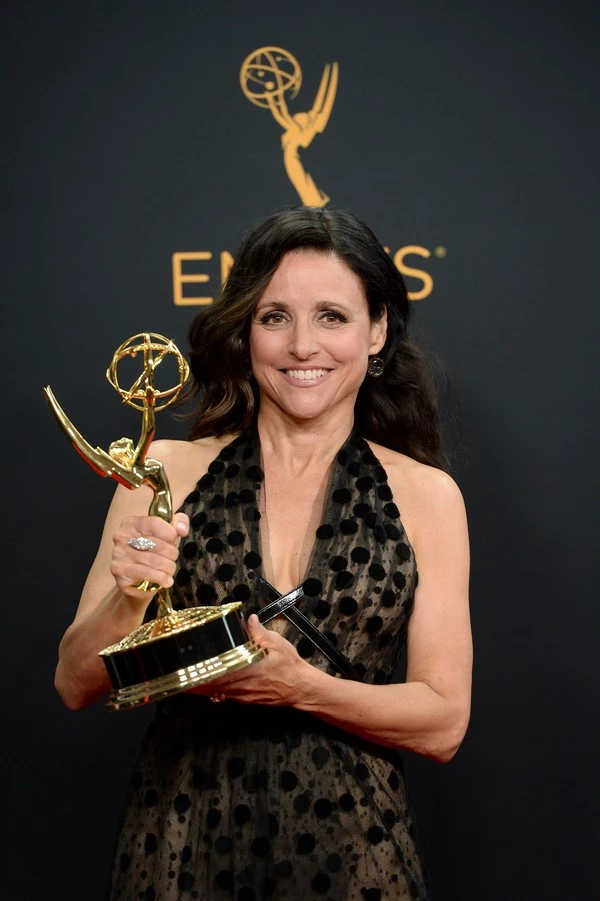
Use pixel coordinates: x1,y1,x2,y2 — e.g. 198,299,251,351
207,464,472,763
53,438,226,711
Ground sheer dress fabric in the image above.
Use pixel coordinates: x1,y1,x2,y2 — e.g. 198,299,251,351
107,429,429,900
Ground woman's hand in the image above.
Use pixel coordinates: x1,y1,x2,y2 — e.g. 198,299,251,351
110,513,190,599
194,614,312,707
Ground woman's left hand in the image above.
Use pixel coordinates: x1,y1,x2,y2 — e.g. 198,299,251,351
192,614,311,707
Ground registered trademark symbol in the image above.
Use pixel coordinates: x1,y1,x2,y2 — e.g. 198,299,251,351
434,246,447,258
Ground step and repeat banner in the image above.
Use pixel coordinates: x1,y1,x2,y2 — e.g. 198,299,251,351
5,2,598,899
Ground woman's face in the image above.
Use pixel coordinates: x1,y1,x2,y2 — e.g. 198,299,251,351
249,249,386,423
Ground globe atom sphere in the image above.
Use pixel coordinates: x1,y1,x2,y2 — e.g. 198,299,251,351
240,46,302,109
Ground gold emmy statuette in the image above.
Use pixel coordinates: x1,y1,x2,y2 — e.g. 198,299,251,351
241,46,338,207
44,333,266,711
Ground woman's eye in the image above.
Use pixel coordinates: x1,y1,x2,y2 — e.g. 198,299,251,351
319,310,347,324
258,311,286,325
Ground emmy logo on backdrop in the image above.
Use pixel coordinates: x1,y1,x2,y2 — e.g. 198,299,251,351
44,333,266,711
240,46,339,207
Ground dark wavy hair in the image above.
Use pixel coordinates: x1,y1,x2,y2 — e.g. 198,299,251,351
185,207,446,469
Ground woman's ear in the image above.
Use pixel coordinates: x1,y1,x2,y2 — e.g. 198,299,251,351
369,308,388,355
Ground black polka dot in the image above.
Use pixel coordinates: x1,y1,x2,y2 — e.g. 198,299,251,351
329,555,347,572
369,563,386,581
394,571,407,589
196,583,218,603
351,546,370,564
208,460,226,474
339,596,358,616
335,570,354,591
384,502,400,519
381,590,396,608
333,488,352,504
314,798,333,819
280,771,298,791
356,476,374,491
215,836,232,855
225,463,240,477
378,484,393,501
174,793,190,814
373,525,387,543
312,746,330,768
396,542,411,561
339,792,355,811
316,523,334,539
216,563,235,582
251,836,270,857
215,870,233,889
312,873,331,893
354,502,371,517
227,530,245,546
274,859,293,878
175,568,191,586
293,792,311,814
366,616,383,634
314,600,331,619
202,521,219,537
182,541,199,559
225,491,240,507
367,825,384,845
244,551,262,568
177,872,195,890
303,578,323,596
232,583,251,601
190,511,206,529
206,808,221,828
385,523,401,540
238,488,254,504
144,833,157,853
233,804,251,825
206,537,224,553
296,833,316,854
245,465,264,483
209,494,225,509
340,519,359,534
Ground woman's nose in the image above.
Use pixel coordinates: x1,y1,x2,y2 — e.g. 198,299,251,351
288,321,319,358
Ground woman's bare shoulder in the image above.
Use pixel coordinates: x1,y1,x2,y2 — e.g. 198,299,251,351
148,435,240,508
366,440,465,521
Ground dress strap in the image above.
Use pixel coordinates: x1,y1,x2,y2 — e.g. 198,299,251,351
256,577,362,680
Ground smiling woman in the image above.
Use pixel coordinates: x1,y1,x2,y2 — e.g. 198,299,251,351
54,206,471,901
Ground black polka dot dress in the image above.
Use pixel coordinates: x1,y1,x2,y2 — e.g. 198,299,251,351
107,430,429,900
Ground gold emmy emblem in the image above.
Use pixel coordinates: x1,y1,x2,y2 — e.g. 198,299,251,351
240,46,338,207
44,333,266,711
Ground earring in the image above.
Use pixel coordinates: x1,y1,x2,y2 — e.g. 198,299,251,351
367,356,384,378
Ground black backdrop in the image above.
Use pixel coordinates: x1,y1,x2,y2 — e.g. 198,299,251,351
3,2,599,899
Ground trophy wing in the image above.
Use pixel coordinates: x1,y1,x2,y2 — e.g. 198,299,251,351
310,62,339,134
43,386,143,488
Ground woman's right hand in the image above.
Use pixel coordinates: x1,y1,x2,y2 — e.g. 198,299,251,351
110,513,190,598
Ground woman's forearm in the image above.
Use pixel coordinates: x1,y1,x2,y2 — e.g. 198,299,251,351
54,588,145,711
294,665,470,763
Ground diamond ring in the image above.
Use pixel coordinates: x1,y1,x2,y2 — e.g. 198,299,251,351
127,536,157,551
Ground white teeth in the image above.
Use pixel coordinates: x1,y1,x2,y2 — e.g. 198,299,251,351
285,369,328,380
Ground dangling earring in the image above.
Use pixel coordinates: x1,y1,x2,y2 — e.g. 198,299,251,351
367,356,384,378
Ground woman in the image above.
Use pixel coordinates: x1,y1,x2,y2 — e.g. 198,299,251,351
55,207,472,900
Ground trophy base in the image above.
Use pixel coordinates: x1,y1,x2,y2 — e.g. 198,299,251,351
105,639,265,711
99,602,267,711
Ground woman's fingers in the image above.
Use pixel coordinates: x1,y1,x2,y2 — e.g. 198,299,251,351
111,513,190,594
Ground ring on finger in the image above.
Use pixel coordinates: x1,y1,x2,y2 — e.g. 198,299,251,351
210,692,226,703
128,536,157,552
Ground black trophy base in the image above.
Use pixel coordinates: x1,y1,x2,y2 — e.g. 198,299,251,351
98,602,266,711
